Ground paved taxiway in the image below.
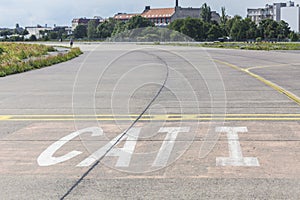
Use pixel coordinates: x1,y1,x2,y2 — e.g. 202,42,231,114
0,43,300,199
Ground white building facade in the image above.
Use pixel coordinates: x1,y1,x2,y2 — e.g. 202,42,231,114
273,3,289,21
247,5,274,24
25,25,52,39
247,1,299,25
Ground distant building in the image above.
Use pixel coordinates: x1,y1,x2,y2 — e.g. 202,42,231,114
113,13,138,23
173,6,220,23
247,4,274,24
25,25,52,39
114,7,176,26
281,5,300,32
273,3,288,21
114,1,220,27
72,16,104,31
141,7,175,26
247,1,299,25
15,24,24,35
53,25,72,36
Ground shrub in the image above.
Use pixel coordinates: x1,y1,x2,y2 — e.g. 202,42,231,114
0,45,82,77
29,35,37,41
256,37,262,43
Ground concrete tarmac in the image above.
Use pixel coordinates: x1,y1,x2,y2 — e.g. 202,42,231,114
0,43,300,199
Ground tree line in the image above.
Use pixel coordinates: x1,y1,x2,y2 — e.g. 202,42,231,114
73,4,299,42
73,16,154,40
1,3,299,42
170,16,299,42
170,4,299,42
0,25,71,42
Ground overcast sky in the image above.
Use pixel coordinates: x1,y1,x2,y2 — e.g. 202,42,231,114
1,0,299,28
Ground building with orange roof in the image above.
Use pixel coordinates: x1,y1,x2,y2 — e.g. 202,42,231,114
113,13,139,23
141,7,175,26
114,1,220,27
72,16,104,31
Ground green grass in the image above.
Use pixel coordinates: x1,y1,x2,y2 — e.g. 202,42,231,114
155,42,300,51
0,43,82,77
159,42,300,51
200,42,300,50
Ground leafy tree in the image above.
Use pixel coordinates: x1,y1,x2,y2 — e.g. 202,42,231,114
277,20,291,40
97,18,117,39
112,21,126,36
29,35,37,41
258,19,279,40
53,27,69,39
168,10,292,42
7,35,24,42
220,7,228,36
289,32,299,41
57,29,65,39
97,17,153,39
227,16,258,41
229,16,247,41
126,16,154,30
74,25,87,39
180,18,203,41
257,19,291,41
244,18,258,39
21,29,29,36
178,18,210,41
207,24,223,41
225,15,240,37
201,3,211,23
168,19,185,32
87,19,99,39
180,18,200,40
49,32,58,40
0,29,13,36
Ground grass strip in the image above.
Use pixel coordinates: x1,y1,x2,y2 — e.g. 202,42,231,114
152,42,300,51
201,42,300,50
0,47,82,77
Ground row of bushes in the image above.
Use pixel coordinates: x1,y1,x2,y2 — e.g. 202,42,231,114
0,43,55,61
201,42,300,51
0,47,82,77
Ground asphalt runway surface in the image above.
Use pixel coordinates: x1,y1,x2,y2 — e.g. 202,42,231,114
1,43,300,199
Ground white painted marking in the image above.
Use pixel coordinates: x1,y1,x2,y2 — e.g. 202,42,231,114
152,127,190,167
216,127,260,167
77,128,141,167
37,127,103,166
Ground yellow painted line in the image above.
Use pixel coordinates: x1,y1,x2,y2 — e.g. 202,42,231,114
196,114,300,116
1,114,300,121
0,114,141,117
139,117,300,121
0,116,11,120
246,62,300,71
214,59,300,106
214,60,242,71
4,114,300,118
3,117,300,121
245,70,300,106
216,118,300,121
